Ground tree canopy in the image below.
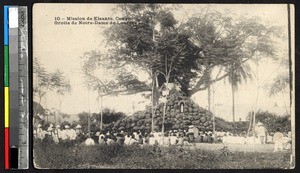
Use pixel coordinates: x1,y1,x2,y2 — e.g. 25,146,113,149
83,4,284,98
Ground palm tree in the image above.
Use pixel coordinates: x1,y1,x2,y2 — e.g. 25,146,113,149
226,60,252,122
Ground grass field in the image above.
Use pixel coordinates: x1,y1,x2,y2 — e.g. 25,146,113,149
185,143,282,153
33,140,293,169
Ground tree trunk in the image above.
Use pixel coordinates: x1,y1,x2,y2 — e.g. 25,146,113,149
212,83,216,140
151,74,156,132
100,95,103,130
208,83,211,112
88,88,91,137
151,74,160,131
232,83,235,122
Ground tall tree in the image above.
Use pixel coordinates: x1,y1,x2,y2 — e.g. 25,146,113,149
33,58,71,119
104,4,201,95
181,9,282,96
102,5,282,97
85,4,201,131
226,62,252,122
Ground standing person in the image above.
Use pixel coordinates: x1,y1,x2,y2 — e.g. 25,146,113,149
36,124,43,140
53,125,61,143
256,122,266,144
273,128,284,152
61,125,70,141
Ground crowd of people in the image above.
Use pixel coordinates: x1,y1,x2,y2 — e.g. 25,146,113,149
215,122,292,151
34,122,292,152
34,123,214,147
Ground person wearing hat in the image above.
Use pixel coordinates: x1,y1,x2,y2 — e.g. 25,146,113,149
60,125,70,141
255,122,266,144
75,124,82,135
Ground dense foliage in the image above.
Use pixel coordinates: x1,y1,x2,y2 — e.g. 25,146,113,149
247,110,291,132
80,4,284,98
77,108,127,132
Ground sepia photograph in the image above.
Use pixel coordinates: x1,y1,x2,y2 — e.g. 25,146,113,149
32,3,295,169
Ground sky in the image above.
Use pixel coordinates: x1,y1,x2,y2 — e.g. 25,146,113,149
33,3,294,121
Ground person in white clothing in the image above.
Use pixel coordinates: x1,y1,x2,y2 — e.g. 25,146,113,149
75,124,82,135
36,124,43,139
273,128,284,152
53,125,61,143
170,133,178,145
128,134,138,145
124,134,131,145
163,134,170,146
106,137,115,145
98,134,106,145
60,125,70,141
85,138,95,146
69,128,77,140
255,122,266,144
148,134,156,145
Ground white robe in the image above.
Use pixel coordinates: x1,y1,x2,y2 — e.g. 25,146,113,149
170,136,178,145
60,130,69,141
148,137,156,145
124,136,131,145
68,129,77,140
85,138,95,146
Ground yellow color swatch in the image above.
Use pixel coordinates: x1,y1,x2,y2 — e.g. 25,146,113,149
5,87,9,127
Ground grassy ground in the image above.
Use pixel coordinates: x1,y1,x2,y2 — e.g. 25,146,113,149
33,140,292,169
185,143,281,153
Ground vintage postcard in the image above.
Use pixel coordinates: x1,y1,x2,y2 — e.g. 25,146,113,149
32,3,295,169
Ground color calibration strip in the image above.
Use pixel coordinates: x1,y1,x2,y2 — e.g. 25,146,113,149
4,6,29,169
4,6,10,170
